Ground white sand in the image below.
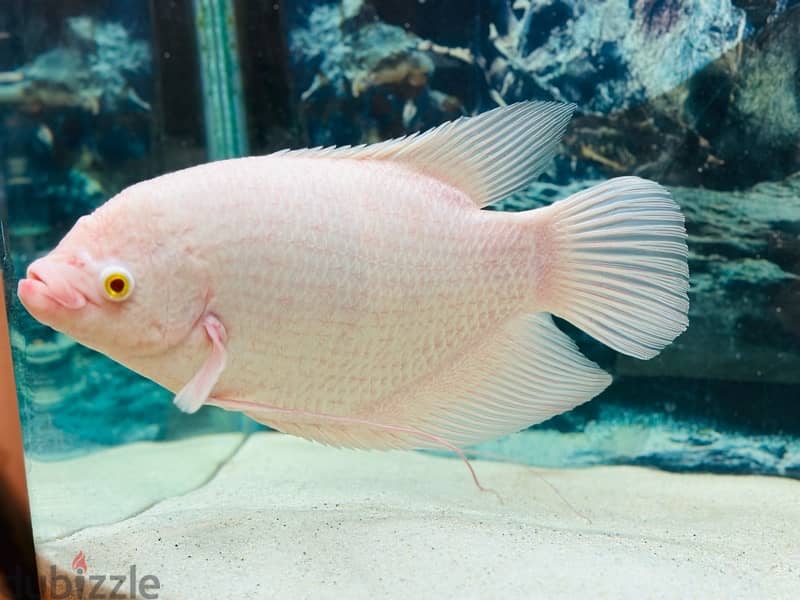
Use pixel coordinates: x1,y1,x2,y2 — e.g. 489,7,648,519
27,433,245,540
34,433,799,599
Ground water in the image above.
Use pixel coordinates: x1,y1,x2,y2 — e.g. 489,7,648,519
1,1,798,596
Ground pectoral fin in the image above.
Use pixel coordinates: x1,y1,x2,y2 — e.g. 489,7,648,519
174,314,228,414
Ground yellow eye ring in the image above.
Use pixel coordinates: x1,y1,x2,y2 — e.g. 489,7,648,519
100,266,135,301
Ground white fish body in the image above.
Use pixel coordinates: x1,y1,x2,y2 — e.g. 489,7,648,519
18,102,689,450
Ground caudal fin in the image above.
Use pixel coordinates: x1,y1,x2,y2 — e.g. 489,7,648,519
535,177,690,359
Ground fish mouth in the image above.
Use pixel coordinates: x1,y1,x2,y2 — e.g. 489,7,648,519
18,259,88,313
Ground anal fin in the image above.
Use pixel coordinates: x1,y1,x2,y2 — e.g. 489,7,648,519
410,312,612,448
208,313,610,450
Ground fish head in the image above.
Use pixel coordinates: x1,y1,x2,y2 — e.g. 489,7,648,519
17,192,210,361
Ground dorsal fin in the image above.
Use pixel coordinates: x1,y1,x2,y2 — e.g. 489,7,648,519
277,101,576,208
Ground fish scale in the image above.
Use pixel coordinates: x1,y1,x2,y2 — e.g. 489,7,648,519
194,164,504,419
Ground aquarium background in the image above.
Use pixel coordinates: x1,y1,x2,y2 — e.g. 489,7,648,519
2,0,799,479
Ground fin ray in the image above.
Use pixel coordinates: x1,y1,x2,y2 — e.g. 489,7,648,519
411,313,611,447
210,314,610,450
278,101,576,207
536,176,690,360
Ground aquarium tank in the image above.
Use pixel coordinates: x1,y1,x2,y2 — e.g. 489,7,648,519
1,1,798,599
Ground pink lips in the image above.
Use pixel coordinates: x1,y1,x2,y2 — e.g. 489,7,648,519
17,258,88,313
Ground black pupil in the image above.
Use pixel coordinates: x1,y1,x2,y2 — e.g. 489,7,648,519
110,278,125,293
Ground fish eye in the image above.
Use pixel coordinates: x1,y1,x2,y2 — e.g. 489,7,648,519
100,266,135,301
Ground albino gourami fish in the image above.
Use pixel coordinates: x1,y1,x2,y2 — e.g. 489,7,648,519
18,102,689,456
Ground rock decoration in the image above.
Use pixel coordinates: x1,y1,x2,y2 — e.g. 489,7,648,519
288,0,799,190
0,17,151,114
561,4,800,189
287,1,481,145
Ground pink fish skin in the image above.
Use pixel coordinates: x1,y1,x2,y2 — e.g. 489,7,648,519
17,102,689,451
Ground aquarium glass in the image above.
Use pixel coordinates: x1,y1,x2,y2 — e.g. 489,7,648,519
2,0,799,551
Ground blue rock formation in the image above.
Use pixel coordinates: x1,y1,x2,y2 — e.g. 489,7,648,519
288,1,800,187
495,0,749,112
561,4,800,189
474,404,800,477
0,17,151,114
288,1,470,146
